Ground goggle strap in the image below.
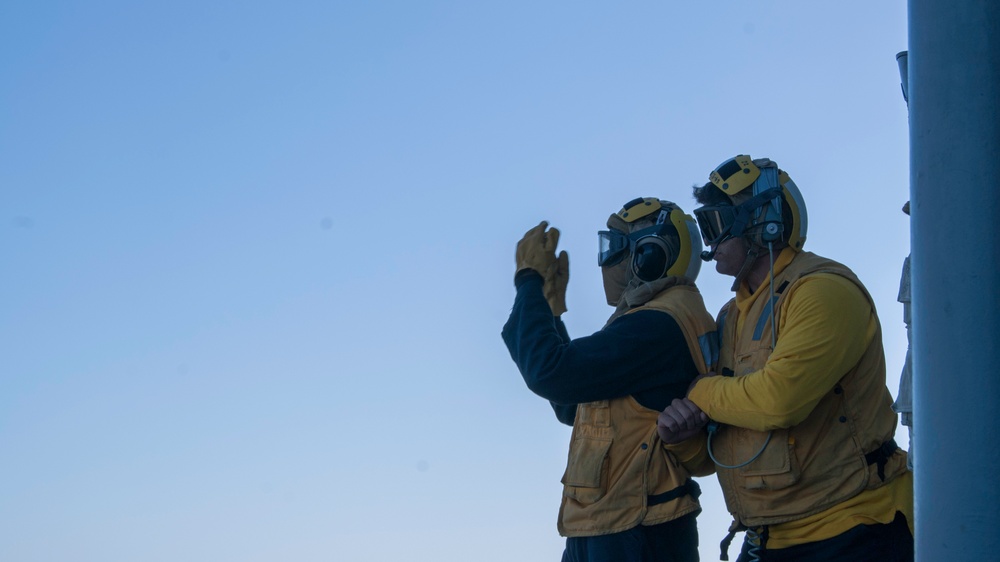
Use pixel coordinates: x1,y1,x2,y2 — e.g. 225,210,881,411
730,187,782,237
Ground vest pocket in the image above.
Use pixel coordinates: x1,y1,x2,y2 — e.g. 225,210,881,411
562,437,613,504
738,429,800,491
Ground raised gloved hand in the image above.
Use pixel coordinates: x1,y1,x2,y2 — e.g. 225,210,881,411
515,221,559,276
544,250,569,316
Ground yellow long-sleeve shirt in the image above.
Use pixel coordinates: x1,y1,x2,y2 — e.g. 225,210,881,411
685,248,912,548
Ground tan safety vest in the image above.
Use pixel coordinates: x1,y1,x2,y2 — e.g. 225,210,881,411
712,252,907,527
558,285,717,537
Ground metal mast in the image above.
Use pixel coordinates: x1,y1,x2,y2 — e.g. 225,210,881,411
908,1,1000,559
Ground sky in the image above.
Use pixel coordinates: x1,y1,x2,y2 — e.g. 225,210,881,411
1,2,911,561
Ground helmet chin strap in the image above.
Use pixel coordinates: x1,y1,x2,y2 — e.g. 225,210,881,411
730,243,763,291
729,225,781,291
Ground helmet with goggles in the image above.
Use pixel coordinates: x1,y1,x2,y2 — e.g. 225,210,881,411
598,197,702,282
694,155,808,251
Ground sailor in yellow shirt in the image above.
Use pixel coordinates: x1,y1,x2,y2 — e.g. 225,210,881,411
657,155,913,562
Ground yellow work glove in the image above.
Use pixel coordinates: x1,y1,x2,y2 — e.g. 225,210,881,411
544,250,569,316
515,221,559,276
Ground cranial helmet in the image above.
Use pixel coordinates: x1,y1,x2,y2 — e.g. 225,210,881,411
598,197,703,282
695,155,808,251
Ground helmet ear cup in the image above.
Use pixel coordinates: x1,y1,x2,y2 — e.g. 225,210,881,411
631,237,672,282
731,190,784,248
746,221,783,247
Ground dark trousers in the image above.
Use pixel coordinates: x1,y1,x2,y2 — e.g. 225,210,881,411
736,511,913,562
561,512,699,562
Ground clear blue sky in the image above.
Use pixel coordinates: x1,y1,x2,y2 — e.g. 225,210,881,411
1,2,909,561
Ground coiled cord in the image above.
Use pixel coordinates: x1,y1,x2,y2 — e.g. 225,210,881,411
706,240,778,470
744,528,764,562
706,422,773,469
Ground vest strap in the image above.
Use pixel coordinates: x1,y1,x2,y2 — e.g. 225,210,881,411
718,523,769,561
647,478,701,507
719,528,738,561
864,438,899,481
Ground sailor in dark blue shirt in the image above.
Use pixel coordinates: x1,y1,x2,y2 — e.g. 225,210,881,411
502,198,716,562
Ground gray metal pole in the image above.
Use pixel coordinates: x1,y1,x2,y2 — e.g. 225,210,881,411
909,1,1000,559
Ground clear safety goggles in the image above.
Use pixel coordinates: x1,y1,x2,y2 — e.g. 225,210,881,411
597,224,670,267
693,204,739,247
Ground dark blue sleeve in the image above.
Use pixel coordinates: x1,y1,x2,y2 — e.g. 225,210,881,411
501,271,697,412
549,315,577,426
550,402,578,426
